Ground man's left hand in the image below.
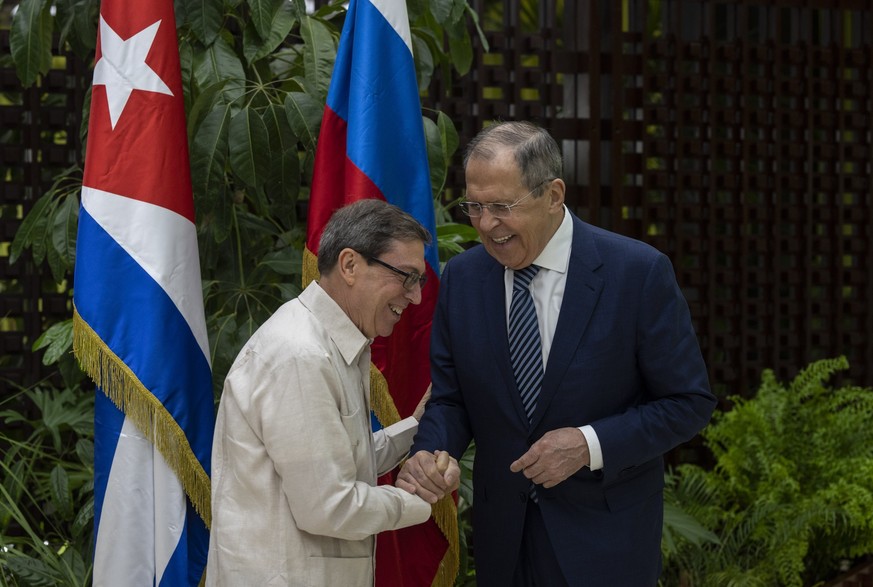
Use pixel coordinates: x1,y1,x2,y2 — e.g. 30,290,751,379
509,427,589,488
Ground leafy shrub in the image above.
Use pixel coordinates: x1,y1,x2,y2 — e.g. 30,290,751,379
661,357,873,586
0,385,95,587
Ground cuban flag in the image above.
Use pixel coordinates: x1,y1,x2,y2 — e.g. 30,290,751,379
303,0,457,584
72,0,214,585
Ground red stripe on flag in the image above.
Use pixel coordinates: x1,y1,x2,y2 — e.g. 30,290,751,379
372,262,447,584
305,2,455,583
307,107,385,254
370,263,438,416
83,1,193,221
375,513,450,586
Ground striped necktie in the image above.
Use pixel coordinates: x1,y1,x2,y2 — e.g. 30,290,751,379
509,265,542,421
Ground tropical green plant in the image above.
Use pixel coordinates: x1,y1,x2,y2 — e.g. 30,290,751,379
7,3,484,583
8,0,484,397
660,356,873,587
0,383,95,587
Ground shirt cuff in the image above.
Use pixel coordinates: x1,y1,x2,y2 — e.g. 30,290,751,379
385,416,418,438
579,425,603,471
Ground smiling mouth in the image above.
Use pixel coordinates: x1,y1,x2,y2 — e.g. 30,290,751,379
389,304,404,316
492,235,513,244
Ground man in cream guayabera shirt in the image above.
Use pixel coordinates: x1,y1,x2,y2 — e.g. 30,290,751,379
207,200,459,586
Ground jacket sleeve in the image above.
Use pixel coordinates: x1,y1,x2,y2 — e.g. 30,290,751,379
592,252,717,480
411,259,475,459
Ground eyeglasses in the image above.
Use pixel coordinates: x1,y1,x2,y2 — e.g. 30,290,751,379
458,178,555,218
367,257,428,291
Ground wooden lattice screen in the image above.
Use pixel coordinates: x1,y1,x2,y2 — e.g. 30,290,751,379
634,2,873,397
425,0,873,397
2,1,872,400
0,29,87,394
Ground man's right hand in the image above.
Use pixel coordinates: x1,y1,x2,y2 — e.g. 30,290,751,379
396,450,460,504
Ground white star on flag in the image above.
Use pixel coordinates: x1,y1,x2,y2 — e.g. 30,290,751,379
92,16,173,129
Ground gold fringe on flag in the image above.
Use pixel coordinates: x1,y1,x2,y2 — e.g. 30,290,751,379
372,363,459,587
369,364,402,426
302,245,319,289
305,245,459,586
72,308,212,528
430,495,460,587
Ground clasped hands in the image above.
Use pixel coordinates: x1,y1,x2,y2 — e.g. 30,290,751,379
396,450,460,504
396,427,590,502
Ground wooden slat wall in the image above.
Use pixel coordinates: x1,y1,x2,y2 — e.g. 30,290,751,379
2,1,872,400
423,0,873,396
0,30,86,394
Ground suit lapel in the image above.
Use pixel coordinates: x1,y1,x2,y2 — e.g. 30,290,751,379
531,217,604,429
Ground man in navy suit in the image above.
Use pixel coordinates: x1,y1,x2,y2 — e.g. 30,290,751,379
397,121,716,586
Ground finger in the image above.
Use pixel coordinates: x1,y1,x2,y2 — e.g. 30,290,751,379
436,450,450,474
396,478,418,494
407,450,436,476
398,464,442,500
408,469,444,495
401,453,434,485
510,451,536,473
407,452,453,496
444,460,462,491
408,483,441,504
521,463,545,481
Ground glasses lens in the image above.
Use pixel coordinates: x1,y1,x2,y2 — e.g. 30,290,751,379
490,204,512,218
459,202,481,217
403,272,426,290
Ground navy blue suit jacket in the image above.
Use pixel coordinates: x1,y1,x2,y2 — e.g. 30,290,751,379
412,214,716,586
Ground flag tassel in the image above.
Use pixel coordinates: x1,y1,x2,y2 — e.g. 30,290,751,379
371,359,459,587
430,497,460,587
73,308,212,528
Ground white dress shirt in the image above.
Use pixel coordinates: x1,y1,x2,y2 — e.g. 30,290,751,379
503,207,604,470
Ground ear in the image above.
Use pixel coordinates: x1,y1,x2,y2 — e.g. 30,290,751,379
336,248,360,286
547,178,566,211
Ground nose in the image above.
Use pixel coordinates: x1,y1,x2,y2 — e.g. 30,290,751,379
406,283,423,305
476,209,501,231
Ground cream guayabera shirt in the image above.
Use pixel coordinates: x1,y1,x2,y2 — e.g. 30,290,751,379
206,282,431,587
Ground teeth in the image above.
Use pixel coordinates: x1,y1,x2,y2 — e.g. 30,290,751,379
390,305,402,316
493,235,512,244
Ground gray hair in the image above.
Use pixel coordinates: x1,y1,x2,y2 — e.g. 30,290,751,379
463,121,563,194
317,199,431,275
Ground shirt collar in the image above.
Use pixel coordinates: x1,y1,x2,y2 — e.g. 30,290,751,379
529,205,573,274
298,281,370,366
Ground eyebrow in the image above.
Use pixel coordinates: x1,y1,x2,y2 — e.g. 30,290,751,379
464,194,513,204
386,260,425,273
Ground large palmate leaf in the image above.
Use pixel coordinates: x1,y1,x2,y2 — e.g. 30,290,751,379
9,0,53,86
247,0,282,42
299,14,336,101
193,34,246,103
229,107,270,190
284,91,322,151
178,0,224,45
191,105,232,241
51,193,79,271
262,103,301,212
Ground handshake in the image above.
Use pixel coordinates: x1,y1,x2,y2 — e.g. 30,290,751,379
396,450,461,503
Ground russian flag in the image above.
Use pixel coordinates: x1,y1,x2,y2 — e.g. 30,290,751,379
72,0,214,585
304,0,457,584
